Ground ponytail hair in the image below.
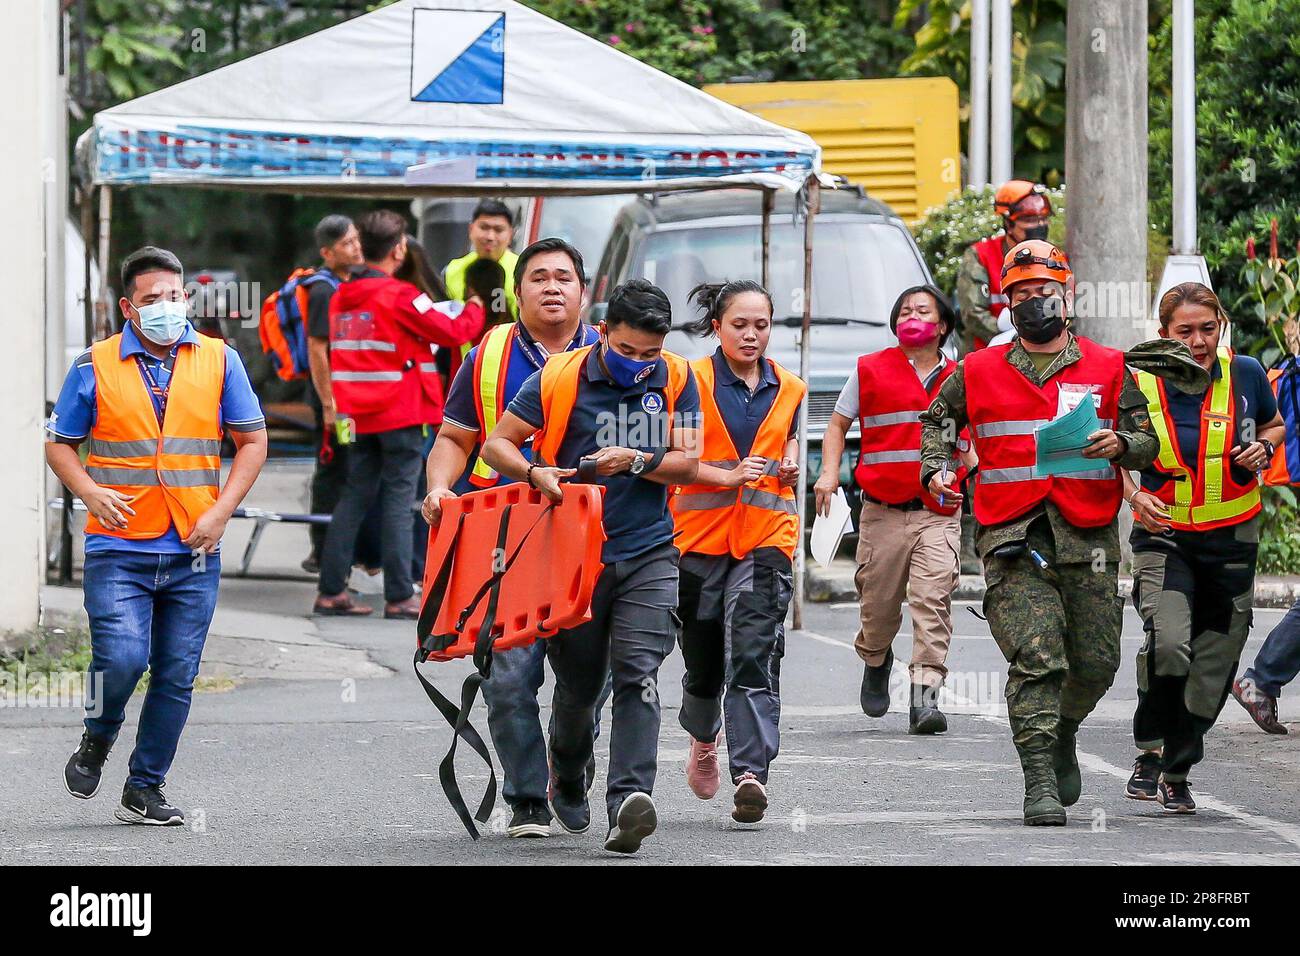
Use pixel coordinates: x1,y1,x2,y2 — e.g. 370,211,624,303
684,279,774,337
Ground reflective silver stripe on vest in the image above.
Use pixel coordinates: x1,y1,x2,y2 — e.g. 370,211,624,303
159,468,221,487
418,362,438,373
859,449,921,465
86,437,157,458
740,487,799,514
975,419,1047,438
331,340,397,352
979,466,1038,484
860,410,921,429
762,457,781,476
162,437,221,456
673,490,737,512
331,370,403,382
1060,468,1117,481
86,467,160,486
702,458,740,469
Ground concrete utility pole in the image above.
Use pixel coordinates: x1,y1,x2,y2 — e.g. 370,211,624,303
989,0,1013,185
1065,0,1149,349
0,0,55,636
968,0,991,188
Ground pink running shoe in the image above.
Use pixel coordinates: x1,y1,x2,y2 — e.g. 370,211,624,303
732,772,768,823
686,736,720,800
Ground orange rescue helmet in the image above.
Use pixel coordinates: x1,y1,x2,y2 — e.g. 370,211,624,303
1001,239,1073,292
994,180,1052,221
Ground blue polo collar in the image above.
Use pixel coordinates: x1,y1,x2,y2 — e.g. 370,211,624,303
711,346,778,389
119,319,201,360
585,341,670,390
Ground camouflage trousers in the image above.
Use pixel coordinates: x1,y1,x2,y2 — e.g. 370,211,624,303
982,523,1123,756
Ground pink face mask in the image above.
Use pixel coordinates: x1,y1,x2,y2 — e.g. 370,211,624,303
896,318,940,347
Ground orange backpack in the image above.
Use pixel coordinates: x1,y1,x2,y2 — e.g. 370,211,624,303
257,268,341,381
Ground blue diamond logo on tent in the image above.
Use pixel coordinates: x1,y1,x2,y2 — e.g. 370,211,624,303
410,10,505,104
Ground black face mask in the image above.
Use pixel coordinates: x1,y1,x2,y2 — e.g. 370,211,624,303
1011,295,1067,344
1021,223,1050,241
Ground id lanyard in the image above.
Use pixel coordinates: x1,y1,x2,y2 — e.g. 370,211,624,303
135,353,175,426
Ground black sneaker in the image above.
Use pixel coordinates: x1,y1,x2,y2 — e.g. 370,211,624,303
64,731,113,799
115,784,185,826
506,800,551,838
860,648,893,718
548,779,591,835
1157,776,1196,814
604,792,657,854
1125,752,1161,801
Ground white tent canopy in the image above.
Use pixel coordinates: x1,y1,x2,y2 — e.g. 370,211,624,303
78,0,820,195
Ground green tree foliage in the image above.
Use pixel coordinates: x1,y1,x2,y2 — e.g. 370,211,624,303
1148,0,1300,357
892,0,1067,183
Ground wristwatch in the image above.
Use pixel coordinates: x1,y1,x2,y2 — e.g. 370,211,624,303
1259,438,1276,461
630,451,647,476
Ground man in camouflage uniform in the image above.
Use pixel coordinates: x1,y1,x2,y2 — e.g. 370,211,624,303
920,240,1208,826
955,181,1054,355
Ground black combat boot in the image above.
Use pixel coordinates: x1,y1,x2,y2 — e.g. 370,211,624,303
859,648,893,717
1019,748,1066,826
908,683,948,734
1053,717,1081,807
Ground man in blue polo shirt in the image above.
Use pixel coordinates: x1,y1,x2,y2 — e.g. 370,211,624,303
422,237,601,840
482,279,701,854
45,246,267,826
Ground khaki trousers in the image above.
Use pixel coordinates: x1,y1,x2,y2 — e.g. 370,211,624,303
853,500,960,687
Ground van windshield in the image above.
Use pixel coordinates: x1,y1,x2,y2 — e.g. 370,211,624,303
635,220,926,327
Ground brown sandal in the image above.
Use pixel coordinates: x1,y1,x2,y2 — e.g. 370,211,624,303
313,593,374,617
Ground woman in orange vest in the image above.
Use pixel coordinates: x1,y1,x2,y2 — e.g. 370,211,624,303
815,285,973,735
1121,282,1285,813
671,280,805,824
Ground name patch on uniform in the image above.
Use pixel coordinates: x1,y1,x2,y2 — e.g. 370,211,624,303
641,391,664,414
1056,382,1102,418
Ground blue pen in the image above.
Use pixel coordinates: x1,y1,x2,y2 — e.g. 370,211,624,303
939,460,948,507
1029,549,1051,572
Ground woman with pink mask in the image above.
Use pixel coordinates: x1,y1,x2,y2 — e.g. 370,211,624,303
815,286,975,734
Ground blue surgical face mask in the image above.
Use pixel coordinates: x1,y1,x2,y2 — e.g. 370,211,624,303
134,299,189,346
602,340,658,388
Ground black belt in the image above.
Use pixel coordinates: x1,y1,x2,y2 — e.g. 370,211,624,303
861,493,927,512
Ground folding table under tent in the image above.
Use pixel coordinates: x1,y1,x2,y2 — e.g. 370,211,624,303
74,0,830,623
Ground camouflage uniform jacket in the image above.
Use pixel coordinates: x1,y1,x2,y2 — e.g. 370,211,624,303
955,241,1005,355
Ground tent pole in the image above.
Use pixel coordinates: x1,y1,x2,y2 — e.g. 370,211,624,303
791,177,819,631
760,188,773,290
95,185,111,340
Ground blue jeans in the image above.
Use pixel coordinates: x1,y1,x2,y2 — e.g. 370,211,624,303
82,550,221,789
1245,596,1300,697
481,640,610,810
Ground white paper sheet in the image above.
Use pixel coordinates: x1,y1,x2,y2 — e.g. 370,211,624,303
811,488,854,569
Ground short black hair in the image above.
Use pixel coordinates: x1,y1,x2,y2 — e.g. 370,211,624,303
315,214,354,250
514,237,586,288
120,246,183,298
471,199,514,227
605,279,672,335
357,209,408,262
889,284,956,344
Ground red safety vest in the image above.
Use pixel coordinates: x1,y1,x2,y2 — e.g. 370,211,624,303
671,355,806,558
964,336,1125,528
329,274,482,433
853,347,965,516
971,235,1010,350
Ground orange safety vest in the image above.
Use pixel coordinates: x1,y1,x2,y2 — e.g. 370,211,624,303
533,345,691,466
85,333,225,540
671,355,807,559
1135,347,1262,531
971,235,1010,350
853,346,965,516
965,336,1125,528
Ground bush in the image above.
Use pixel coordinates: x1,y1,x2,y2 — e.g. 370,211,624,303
1259,487,1300,575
